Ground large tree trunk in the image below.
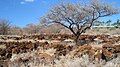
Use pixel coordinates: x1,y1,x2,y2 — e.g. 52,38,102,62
75,35,80,45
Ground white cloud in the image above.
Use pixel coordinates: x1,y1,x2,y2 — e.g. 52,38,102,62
24,0,35,2
20,2,25,4
20,0,35,5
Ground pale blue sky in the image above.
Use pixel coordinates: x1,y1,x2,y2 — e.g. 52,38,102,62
0,0,120,27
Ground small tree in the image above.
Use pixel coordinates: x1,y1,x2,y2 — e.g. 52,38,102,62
24,23,40,34
106,20,111,26
41,0,119,45
0,19,11,35
10,26,23,35
112,19,120,28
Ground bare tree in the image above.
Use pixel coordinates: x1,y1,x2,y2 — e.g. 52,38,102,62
0,19,11,35
23,23,40,34
41,0,119,45
9,26,23,35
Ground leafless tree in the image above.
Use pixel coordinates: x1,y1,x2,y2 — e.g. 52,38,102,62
9,26,23,35
0,19,11,35
41,0,119,45
23,23,40,34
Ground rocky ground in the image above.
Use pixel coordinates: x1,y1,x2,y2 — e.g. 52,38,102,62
0,34,120,67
